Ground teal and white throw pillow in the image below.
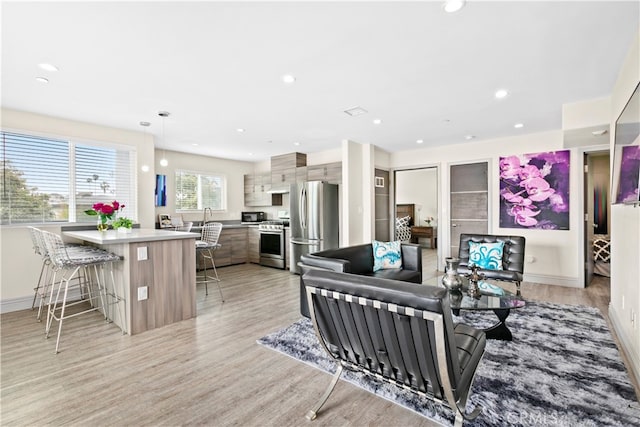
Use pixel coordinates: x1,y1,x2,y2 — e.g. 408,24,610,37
372,240,403,272
468,241,504,270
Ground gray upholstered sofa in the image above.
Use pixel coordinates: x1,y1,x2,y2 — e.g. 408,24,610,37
302,269,486,425
298,242,422,317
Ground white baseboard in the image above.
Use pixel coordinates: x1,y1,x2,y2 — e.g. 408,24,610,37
609,305,640,390
1,288,85,314
523,273,581,288
0,295,34,314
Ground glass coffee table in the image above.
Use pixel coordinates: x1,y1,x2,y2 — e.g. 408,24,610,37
425,276,526,341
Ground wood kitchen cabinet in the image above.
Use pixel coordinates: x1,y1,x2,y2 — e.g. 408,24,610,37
271,152,306,192
248,226,260,264
307,161,342,184
244,173,282,207
197,227,248,268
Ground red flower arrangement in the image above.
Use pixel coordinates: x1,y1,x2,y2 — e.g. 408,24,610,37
85,200,125,228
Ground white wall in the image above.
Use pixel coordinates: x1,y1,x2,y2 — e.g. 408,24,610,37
306,148,341,165
0,109,156,310
342,140,365,245
153,149,255,224
391,130,583,286
396,168,438,225
609,30,640,387
562,97,611,130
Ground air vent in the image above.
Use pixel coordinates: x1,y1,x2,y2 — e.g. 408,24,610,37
344,106,368,117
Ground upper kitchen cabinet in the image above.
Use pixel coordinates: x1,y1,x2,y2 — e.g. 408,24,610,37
271,152,307,192
307,162,342,185
244,172,282,206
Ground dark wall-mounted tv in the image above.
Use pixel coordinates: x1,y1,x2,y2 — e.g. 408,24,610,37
612,82,640,205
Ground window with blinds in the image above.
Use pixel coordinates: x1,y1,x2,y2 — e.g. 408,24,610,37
1,131,136,225
175,170,225,211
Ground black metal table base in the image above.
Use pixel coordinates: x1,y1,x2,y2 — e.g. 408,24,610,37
484,308,512,341
452,308,514,341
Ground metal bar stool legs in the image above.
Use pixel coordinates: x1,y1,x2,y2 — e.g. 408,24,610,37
101,260,127,334
45,264,108,353
40,230,122,353
200,247,224,301
196,222,224,302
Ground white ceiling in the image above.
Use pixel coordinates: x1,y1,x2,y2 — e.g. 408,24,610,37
2,1,638,162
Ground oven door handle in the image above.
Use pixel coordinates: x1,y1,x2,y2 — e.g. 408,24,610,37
290,238,320,245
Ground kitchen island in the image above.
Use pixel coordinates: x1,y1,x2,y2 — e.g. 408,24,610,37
63,229,200,335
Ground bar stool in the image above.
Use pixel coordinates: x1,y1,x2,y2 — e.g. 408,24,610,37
29,227,53,319
196,222,224,300
29,227,87,322
40,230,122,353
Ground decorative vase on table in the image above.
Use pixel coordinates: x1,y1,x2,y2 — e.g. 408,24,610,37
442,257,463,290
85,201,126,233
97,220,110,232
467,264,484,299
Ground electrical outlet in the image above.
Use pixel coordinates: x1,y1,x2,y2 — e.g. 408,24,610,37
137,286,148,301
137,246,148,261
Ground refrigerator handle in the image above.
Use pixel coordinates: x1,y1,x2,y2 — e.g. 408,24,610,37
300,186,307,230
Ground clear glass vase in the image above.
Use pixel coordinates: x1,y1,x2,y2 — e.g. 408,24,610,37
97,220,109,232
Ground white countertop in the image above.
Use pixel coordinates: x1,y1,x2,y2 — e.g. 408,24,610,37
63,229,200,244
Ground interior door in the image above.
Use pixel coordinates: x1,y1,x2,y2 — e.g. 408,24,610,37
450,162,488,257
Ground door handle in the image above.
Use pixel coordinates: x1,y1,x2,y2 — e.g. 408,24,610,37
452,224,458,227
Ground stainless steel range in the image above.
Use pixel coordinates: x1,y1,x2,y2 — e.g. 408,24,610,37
259,221,286,269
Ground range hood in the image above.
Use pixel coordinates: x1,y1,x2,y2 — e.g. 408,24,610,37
267,187,289,194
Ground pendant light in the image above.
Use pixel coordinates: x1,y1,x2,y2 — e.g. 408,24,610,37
158,111,170,167
140,121,151,172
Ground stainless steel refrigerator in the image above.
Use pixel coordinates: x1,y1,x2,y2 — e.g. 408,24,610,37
289,181,339,274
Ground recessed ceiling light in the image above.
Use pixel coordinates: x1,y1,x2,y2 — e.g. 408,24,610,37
495,89,509,99
416,139,424,144
282,74,296,84
373,119,382,125
139,121,150,127
248,152,254,156
192,143,199,146
35,77,49,83
344,106,368,116
443,0,466,13
38,63,58,72
237,128,245,133
465,135,475,140
293,142,300,146
514,123,524,129
160,158,169,167
141,165,150,172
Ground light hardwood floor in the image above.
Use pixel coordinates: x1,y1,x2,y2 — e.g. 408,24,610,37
1,255,637,426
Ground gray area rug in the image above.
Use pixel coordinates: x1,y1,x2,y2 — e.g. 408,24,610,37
257,301,639,426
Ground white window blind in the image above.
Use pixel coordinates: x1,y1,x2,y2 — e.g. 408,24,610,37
175,170,225,211
1,131,136,225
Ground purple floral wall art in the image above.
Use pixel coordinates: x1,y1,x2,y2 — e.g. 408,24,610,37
499,150,570,230
615,145,640,204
